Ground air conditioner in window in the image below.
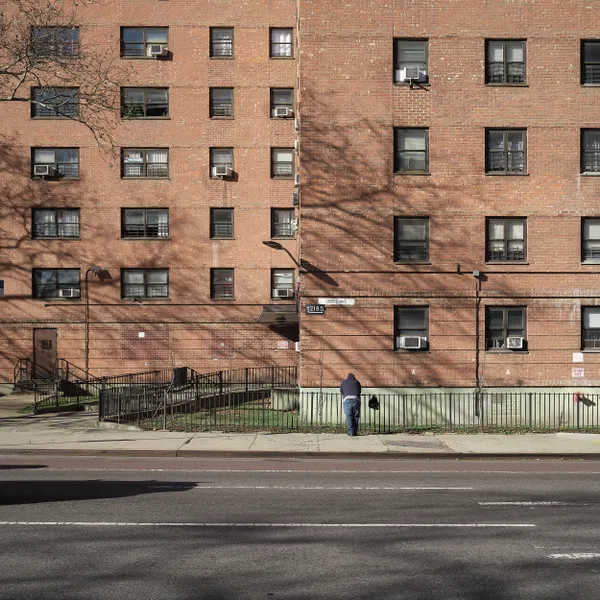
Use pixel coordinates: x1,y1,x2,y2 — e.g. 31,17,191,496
397,336,425,350
294,140,299,152
399,67,428,83
274,107,293,118
294,174,300,186
212,165,232,178
292,190,300,206
34,165,56,177
294,117,300,131
506,336,524,350
59,288,80,298
273,288,294,299
149,44,168,57
291,218,299,231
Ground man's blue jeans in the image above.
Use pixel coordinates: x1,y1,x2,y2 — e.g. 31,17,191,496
343,398,361,436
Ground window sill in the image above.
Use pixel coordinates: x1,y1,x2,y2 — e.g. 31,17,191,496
120,56,164,60
581,84,600,87
394,261,431,265
271,297,296,301
121,117,171,121
210,56,234,60
32,237,81,241
271,176,295,180
270,116,294,120
209,177,234,181
31,116,78,120
394,349,431,354
485,172,529,176
36,298,82,302
32,177,80,182
210,237,235,240
121,177,170,181
211,297,236,301
485,83,528,87
394,172,431,176
393,82,431,87
580,172,600,176
271,236,296,240
486,350,529,354
121,237,170,241
485,261,529,265
581,261,600,265
269,56,294,60
582,349,600,352
210,116,234,120
123,297,170,302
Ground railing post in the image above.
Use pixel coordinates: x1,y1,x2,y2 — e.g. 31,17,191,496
245,367,249,395
163,388,167,430
528,392,533,431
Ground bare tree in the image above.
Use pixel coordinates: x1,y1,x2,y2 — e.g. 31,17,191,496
0,0,123,149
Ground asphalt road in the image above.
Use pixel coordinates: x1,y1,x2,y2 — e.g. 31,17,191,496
1,456,600,599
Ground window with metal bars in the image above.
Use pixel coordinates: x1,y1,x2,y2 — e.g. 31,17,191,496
486,307,526,350
394,129,429,173
486,129,526,174
32,209,80,239
582,41,600,84
271,209,295,238
270,28,293,58
485,40,526,84
121,88,168,118
211,269,234,299
581,130,600,173
582,307,600,349
394,217,429,262
210,28,233,57
271,148,294,178
32,269,80,299
486,218,526,262
210,208,234,239
121,27,168,58
122,269,168,299
31,27,79,57
121,149,169,178
31,87,79,118
210,88,233,117
582,218,600,263
122,209,168,239
32,148,79,179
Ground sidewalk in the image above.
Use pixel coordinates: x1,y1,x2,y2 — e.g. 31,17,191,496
3,392,600,459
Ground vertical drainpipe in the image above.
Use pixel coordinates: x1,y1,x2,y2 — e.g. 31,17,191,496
474,272,481,417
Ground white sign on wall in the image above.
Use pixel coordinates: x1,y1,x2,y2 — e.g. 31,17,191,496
317,298,355,306
572,367,585,378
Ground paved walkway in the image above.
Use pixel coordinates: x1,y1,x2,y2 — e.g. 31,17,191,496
3,391,600,459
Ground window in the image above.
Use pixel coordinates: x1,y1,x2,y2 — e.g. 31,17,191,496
121,88,168,118
210,208,234,239
31,87,79,118
581,130,600,173
582,218,600,263
486,129,526,174
582,307,600,349
31,27,79,57
270,88,294,117
122,149,168,178
394,307,429,350
486,307,526,350
271,148,294,178
582,41,600,84
210,88,233,117
485,40,526,84
270,28,293,58
394,129,429,173
32,209,79,239
210,28,233,57
122,209,168,239
271,209,295,238
122,269,168,299
394,218,429,262
486,218,526,262
211,269,234,299
32,148,79,179
210,148,233,178
272,269,295,298
33,269,80,299
393,39,428,84
121,27,168,58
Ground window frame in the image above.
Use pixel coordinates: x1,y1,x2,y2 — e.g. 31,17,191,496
121,268,169,299
121,208,169,240
581,40,600,85
210,268,235,299
271,148,295,179
31,148,80,179
581,129,600,174
485,39,527,85
270,28,294,58
32,268,81,299
485,306,527,351
32,208,80,239
582,306,600,350
210,27,234,58
270,88,294,118
121,148,169,179
582,218,600,263
271,268,295,299
394,128,429,174
485,217,527,263
120,27,169,59
31,87,79,119
210,208,234,239
271,208,295,239
31,26,80,57
209,87,234,118
485,129,527,175
394,217,430,263
210,148,234,178
394,306,429,351
393,38,429,84
121,88,169,119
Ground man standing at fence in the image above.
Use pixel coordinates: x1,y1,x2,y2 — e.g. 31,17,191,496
340,373,361,436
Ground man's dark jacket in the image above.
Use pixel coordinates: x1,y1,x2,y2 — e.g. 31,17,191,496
340,374,362,398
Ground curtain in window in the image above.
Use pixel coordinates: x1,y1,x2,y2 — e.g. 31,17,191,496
212,149,233,166
34,149,56,163
271,29,292,56
584,309,600,329
146,150,168,163
584,220,600,242
397,221,426,240
273,270,293,288
398,131,426,151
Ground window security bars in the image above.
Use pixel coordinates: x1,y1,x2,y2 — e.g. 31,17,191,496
31,87,79,118
122,149,169,178
210,88,233,117
122,209,168,239
122,89,168,118
210,208,234,238
211,28,233,57
486,40,526,84
582,219,600,262
394,218,429,262
486,130,526,173
122,269,168,298
121,27,168,58
33,209,80,238
33,269,80,299
32,148,79,178
582,130,600,173
486,218,526,262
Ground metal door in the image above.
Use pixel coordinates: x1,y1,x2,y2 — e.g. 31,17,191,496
33,328,57,378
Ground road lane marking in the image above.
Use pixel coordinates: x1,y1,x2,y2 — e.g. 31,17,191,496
548,553,600,560
479,502,597,506
0,521,536,528
148,485,475,491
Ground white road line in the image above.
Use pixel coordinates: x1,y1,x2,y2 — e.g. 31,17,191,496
479,501,598,506
548,553,600,560
148,485,474,491
0,521,536,528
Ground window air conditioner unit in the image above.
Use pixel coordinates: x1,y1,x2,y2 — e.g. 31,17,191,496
275,107,292,117
400,67,427,83
273,288,294,298
294,117,300,131
294,140,299,152
292,190,300,206
212,165,232,178
149,44,168,57
397,336,425,350
291,218,299,231
506,336,524,350
294,174,300,185
59,288,80,298
34,165,56,177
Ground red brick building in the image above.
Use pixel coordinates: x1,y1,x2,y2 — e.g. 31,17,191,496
3,0,600,394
